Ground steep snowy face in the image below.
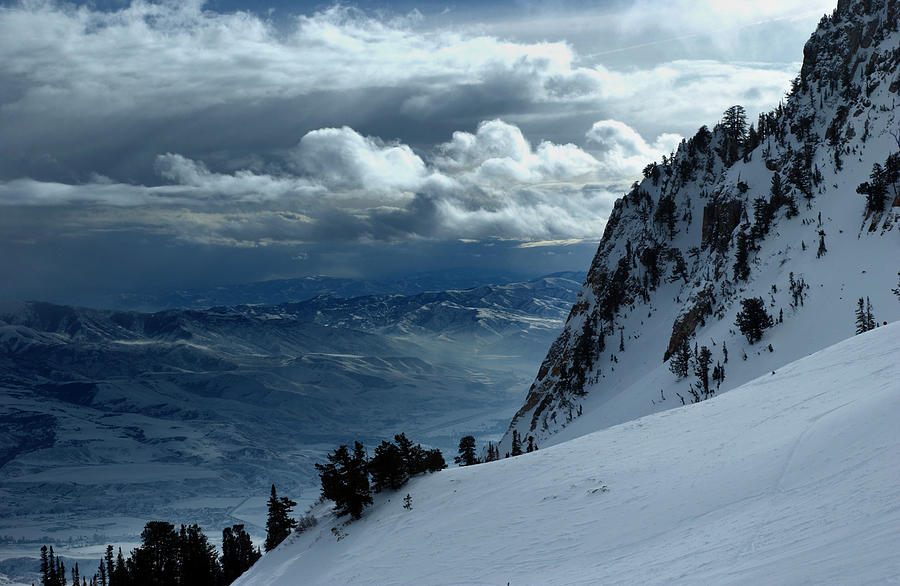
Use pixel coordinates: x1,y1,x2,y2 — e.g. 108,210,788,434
501,0,900,455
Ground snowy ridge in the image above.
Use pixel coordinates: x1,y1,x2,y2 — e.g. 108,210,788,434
237,322,900,585
501,0,900,456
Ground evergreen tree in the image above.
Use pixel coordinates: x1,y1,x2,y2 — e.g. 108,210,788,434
668,337,691,379
526,436,536,453
733,231,750,281
694,346,713,398
346,442,372,519
369,439,406,493
735,297,774,344
315,443,372,520
40,546,50,586
653,195,677,239
97,552,107,586
221,525,260,585
396,432,431,477
112,549,127,586
48,547,57,586
857,162,888,213
712,362,726,390
722,105,748,164
753,197,774,235
177,524,220,586
264,485,297,551
129,521,179,586
855,297,868,334
423,448,446,472
816,230,827,258
865,297,876,331
510,430,523,457
454,435,478,466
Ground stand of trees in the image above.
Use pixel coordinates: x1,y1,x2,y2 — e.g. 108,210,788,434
857,153,900,214
316,433,446,521
855,297,877,334
37,522,260,586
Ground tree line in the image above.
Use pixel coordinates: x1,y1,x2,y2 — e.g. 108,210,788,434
36,521,260,586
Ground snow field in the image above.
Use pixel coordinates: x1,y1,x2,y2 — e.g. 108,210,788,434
239,322,900,585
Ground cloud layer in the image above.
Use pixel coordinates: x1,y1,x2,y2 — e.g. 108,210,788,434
0,0,818,301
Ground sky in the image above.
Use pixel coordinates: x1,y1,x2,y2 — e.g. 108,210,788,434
0,0,833,305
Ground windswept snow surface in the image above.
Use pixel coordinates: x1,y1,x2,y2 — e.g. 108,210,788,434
238,322,900,585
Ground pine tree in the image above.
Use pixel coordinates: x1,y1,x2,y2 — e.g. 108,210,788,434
369,439,406,493
510,430,523,457
48,547,58,586
865,297,876,331
484,442,498,462
423,448,446,472
315,443,372,520
816,230,827,258
454,435,478,466
855,297,868,334
264,485,297,551
130,521,179,586
733,231,750,281
526,436,535,453
346,442,373,519
178,524,220,586
112,548,127,586
694,346,712,398
40,546,50,586
102,546,113,586
221,524,260,585
668,337,691,379
735,297,774,344
722,105,748,164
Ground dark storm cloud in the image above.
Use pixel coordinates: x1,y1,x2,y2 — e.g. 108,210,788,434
0,0,818,303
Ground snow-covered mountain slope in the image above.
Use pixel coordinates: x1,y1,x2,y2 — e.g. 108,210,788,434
501,0,900,456
236,321,900,586
0,274,580,567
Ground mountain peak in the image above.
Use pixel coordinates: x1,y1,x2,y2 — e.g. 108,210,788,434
499,0,900,454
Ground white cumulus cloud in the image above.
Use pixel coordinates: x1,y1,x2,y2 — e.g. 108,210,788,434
586,120,682,177
293,127,431,195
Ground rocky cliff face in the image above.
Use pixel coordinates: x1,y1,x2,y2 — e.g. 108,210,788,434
498,0,900,456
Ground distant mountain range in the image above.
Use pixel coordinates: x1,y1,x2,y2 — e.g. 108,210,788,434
0,271,583,580
97,269,556,311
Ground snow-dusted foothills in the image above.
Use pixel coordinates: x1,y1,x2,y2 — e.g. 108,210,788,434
0,273,581,578
502,0,900,456
238,322,900,585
